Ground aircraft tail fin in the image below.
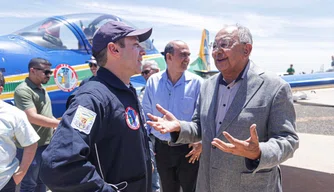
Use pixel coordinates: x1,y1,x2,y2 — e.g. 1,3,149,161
188,29,211,73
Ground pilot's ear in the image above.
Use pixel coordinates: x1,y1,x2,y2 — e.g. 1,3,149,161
107,43,119,55
0,86,3,95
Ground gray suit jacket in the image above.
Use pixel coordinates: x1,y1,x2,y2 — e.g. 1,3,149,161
172,62,299,192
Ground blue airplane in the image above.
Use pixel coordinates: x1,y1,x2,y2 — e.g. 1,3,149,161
1,13,333,119
0,13,167,118
281,72,334,91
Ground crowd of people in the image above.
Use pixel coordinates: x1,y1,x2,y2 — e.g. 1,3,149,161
0,21,299,192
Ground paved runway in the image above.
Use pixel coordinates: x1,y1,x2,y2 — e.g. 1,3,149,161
37,89,334,192
282,88,334,192
294,89,334,136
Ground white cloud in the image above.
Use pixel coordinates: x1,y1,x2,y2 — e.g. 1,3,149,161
79,2,232,33
0,12,51,18
210,0,327,9
0,0,333,73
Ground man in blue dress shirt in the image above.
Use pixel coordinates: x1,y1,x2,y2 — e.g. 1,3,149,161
142,40,203,192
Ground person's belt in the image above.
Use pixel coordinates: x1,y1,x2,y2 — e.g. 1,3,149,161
155,137,170,145
153,135,184,147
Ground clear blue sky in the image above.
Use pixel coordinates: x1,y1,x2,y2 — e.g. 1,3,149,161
0,0,333,74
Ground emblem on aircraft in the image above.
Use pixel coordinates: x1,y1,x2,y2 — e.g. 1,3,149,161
54,64,78,92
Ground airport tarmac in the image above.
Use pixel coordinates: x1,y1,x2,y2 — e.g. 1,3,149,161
282,88,334,192
35,89,334,192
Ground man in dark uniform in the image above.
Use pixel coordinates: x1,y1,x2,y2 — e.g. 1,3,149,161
40,21,153,192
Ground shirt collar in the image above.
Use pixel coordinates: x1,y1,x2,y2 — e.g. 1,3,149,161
25,77,42,90
162,69,190,85
96,67,134,91
219,61,250,86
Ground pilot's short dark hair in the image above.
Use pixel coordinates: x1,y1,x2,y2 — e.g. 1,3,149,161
92,38,125,67
93,48,107,67
28,57,52,72
0,71,5,87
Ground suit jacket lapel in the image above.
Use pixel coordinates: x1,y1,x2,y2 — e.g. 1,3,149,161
206,74,220,139
216,62,265,137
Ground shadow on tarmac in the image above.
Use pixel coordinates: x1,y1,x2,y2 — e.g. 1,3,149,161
282,165,334,192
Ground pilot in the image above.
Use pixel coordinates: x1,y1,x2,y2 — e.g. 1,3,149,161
40,20,153,192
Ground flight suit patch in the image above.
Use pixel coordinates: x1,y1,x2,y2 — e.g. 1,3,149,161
71,105,96,134
125,107,140,130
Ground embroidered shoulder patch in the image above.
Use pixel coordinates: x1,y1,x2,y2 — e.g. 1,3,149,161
71,105,96,134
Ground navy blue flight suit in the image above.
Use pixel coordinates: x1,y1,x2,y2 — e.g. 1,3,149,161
40,67,152,192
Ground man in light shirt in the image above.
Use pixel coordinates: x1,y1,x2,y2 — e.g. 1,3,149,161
142,40,203,192
0,71,40,192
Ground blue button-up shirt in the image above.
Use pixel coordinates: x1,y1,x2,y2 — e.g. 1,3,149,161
142,70,202,141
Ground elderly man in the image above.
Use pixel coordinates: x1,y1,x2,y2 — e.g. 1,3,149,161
141,60,160,81
146,25,299,192
40,21,153,192
138,60,160,102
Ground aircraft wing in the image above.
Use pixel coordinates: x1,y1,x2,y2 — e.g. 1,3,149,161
282,72,334,91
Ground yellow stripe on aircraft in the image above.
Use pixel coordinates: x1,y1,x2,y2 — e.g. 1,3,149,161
1,82,82,100
5,55,162,82
2,59,152,100
2,76,83,100
4,64,89,82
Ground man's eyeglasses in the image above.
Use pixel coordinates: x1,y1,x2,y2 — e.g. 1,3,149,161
33,68,53,75
141,69,152,75
212,38,243,51
89,63,97,68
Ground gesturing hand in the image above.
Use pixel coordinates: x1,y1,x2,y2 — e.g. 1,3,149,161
147,104,181,134
211,124,261,160
185,142,203,164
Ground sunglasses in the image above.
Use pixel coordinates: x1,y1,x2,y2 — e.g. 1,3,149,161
141,69,152,75
89,63,97,68
33,68,53,75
